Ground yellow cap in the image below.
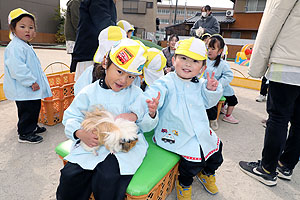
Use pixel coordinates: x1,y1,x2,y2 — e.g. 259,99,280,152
8,8,35,24
109,38,148,75
93,26,127,63
143,48,166,86
117,20,135,32
175,37,207,61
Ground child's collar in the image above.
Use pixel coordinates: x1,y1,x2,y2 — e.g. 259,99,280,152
98,78,109,89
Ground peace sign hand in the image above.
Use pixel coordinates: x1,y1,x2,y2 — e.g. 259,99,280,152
206,72,219,91
146,92,161,118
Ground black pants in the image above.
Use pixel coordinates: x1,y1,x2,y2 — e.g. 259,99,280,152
178,142,223,187
262,81,300,173
206,106,218,120
15,99,41,136
56,154,133,200
260,76,269,96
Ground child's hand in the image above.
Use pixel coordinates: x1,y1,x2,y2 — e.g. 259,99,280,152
206,72,219,91
31,82,40,91
146,92,160,118
115,113,138,122
76,129,99,147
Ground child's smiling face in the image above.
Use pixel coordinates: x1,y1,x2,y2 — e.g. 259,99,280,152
173,54,206,79
104,63,137,92
13,16,36,42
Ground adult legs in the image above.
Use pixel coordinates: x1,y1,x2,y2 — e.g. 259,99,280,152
262,81,300,173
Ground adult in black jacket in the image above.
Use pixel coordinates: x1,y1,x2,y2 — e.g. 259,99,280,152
70,0,117,77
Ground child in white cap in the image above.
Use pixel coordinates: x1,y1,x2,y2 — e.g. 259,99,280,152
140,48,166,91
74,26,127,95
117,20,135,38
4,8,52,144
131,37,224,199
56,38,160,200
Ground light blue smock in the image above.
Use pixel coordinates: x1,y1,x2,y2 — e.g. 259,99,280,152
204,59,234,96
3,37,52,100
74,65,93,96
131,72,223,162
63,80,158,175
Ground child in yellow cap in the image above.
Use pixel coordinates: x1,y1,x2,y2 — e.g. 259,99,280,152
4,8,52,144
74,26,127,95
117,20,135,38
131,37,224,199
57,38,160,200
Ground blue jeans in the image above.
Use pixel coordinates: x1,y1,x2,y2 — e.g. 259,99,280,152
262,81,300,173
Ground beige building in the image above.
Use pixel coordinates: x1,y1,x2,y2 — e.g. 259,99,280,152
115,0,160,39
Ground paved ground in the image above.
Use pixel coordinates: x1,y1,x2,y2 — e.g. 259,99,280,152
0,48,299,200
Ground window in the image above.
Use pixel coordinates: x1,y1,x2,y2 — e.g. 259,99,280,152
246,0,266,11
160,19,169,24
146,2,153,8
231,32,241,39
123,0,146,14
251,32,257,39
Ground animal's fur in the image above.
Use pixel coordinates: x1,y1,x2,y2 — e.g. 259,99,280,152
80,107,138,155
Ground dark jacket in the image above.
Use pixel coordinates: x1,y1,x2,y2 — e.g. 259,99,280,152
71,0,116,72
64,0,82,41
190,15,220,36
162,46,175,72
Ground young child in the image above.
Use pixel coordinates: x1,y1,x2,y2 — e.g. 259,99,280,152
74,26,127,95
117,20,135,38
131,37,224,199
56,38,160,200
4,8,52,144
204,34,239,128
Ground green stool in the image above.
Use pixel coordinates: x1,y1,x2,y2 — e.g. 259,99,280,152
55,131,180,200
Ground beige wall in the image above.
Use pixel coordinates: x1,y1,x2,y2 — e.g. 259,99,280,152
115,0,157,34
234,0,247,12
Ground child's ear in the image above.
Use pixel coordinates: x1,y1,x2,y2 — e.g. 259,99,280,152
218,48,224,56
172,56,176,66
102,55,107,69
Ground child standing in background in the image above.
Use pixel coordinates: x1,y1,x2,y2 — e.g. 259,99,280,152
57,38,160,200
131,37,224,199
204,34,239,129
117,20,135,38
4,8,52,144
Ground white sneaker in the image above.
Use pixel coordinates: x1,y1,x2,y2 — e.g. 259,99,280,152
223,115,239,124
256,95,267,102
210,120,219,131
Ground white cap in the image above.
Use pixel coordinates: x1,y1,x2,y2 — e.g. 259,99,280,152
117,20,135,33
93,26,127,63
143,48,166,86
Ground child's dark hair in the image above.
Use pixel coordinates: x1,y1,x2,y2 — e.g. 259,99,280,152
9,14,36,31
200,33,211,41
208,35,225,67
169,34,179,42
92,53,113,82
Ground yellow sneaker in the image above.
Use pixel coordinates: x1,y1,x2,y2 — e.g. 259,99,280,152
196,172,218,195
176,181,192,200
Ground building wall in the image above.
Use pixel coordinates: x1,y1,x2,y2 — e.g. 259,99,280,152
0,0,59,43
115,0,157,37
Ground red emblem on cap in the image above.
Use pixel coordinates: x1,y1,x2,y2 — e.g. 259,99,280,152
116,48,133,65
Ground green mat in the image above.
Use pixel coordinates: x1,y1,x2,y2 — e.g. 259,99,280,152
55,130,180,196
131,36,163,50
